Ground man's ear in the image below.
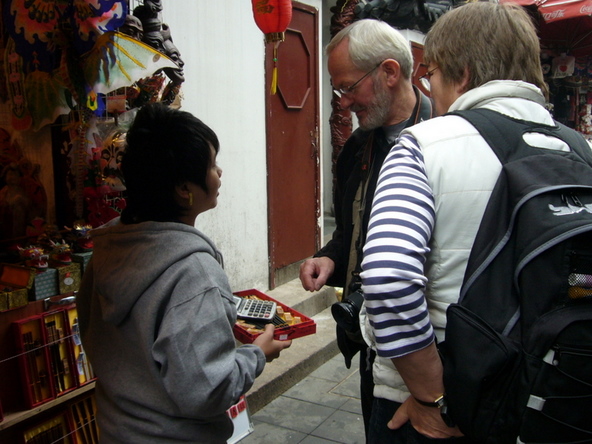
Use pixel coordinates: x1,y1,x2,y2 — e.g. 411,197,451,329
382,59,401,87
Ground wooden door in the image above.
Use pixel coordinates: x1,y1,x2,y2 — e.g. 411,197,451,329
266,2,320,288
411,42,430,97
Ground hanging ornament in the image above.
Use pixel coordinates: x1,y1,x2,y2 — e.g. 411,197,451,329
251,0,293,94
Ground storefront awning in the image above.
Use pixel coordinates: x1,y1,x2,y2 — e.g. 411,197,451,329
502,0,592,57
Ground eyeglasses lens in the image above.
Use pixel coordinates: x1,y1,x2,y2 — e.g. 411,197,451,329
419,76,431,91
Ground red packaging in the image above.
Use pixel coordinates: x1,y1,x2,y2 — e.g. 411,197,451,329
232,289,316,343
42,309,78,397
13,315,55,409
0,264,36,312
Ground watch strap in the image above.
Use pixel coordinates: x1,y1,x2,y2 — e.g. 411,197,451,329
414,394,445,408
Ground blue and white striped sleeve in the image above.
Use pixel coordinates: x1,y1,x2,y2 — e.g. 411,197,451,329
360,133,436,359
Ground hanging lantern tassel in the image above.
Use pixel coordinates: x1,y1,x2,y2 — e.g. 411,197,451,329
271,42,280,94
251,0,293,95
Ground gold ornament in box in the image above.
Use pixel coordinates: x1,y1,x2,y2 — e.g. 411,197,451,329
57,263,81,294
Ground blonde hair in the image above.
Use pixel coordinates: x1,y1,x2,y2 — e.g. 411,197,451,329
424,2,548,98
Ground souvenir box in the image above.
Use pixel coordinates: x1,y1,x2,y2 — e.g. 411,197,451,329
232,289,316,343
56,263,81,295
0,264,35,312
13,315,55,409
22,411,74,444
72,251,92,275
42,309,78,397
64,305,95,386
69,394,99,443
31,268,59,301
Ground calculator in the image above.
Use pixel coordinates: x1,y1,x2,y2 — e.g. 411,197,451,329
233,296,277,321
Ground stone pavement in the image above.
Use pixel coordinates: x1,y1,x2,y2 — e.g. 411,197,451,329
240,353,366,443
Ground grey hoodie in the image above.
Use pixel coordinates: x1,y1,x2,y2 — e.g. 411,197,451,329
77,219,265,443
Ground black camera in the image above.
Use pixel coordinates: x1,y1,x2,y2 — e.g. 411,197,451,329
331,290,364,333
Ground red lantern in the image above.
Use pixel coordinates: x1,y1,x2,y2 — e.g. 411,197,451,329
252,0,293,43
252,0,293,94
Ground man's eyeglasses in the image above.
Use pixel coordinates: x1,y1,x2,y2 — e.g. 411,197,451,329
419,66,438,91
333,62,383,98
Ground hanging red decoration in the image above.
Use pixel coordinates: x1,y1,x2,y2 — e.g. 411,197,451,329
252,0,293,43
251,0,293,94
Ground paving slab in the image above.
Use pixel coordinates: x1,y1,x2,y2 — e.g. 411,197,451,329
245,306,339,413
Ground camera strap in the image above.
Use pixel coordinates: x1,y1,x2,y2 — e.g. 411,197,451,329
345,133,376,295
344,108,424,296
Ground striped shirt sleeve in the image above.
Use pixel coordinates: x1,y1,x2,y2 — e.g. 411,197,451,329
360,133,436,359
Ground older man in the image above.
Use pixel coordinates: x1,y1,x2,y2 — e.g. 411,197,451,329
299,18,433,437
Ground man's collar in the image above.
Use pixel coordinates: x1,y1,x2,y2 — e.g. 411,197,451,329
408,84,435,127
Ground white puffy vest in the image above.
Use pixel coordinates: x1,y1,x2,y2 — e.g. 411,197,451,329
362,81,558,403
364,114,501,402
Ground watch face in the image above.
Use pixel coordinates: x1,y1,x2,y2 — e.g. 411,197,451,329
434,395,446,408
440,404,455,428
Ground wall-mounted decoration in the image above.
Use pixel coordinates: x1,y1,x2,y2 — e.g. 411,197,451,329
3,0,129,131
354,0,460,33
132,0,184,106
3,1,182,131
0,0,188,266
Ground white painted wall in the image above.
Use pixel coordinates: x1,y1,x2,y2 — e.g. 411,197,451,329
160,1,323,292
127,1,425,292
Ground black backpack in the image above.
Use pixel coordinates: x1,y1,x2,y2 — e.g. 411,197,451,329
439,108,592,443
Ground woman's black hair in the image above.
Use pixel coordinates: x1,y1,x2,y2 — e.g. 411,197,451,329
120,103,219,224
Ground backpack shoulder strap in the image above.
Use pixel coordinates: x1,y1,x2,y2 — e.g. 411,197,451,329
447,108,592,166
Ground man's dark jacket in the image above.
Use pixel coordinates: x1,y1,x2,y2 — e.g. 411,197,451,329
315,86,434,290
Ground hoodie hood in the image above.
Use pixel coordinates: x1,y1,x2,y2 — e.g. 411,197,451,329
89,218,221,325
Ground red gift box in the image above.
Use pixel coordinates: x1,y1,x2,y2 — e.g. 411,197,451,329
0,264,35,312
13,315,55,409
232,289,316,343
42,309,78,397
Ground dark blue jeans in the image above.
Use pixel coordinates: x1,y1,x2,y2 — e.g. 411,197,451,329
367,397,469,444
360,346,375,437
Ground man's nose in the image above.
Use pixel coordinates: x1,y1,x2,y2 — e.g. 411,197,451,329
339,94,354,109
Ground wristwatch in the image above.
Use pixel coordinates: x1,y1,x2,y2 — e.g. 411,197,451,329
414,395,455,427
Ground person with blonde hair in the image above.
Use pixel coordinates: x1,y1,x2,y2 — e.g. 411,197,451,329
360,2,555,441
